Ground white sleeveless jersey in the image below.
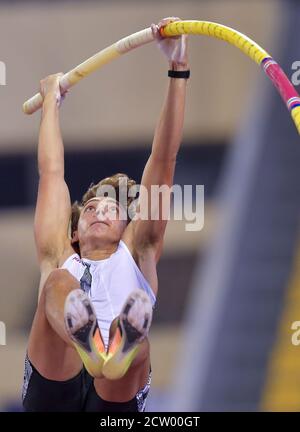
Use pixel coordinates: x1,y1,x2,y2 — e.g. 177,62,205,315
61,240,156,349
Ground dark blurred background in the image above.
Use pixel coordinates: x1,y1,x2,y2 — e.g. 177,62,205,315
1,0,300,412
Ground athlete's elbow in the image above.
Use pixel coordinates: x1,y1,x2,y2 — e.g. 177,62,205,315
38,164,64,178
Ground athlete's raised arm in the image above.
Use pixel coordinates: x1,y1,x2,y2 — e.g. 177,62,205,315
131,18,189,263
34,74,71,283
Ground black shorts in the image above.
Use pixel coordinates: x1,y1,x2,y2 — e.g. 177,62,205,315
22,355,151,412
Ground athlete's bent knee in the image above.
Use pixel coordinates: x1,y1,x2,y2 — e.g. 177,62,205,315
44,269,77,297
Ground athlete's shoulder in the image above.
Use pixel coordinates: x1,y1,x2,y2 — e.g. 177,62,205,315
58,241,80,268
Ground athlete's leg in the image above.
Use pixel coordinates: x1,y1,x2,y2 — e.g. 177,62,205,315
27,269,83,380
64,288,106,377
102,289,152,380
93,338,151,404
89,289,153,405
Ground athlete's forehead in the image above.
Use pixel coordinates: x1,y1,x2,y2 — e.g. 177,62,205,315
83,197,119,209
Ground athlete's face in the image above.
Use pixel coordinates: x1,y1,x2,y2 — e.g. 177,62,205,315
76,197,127,247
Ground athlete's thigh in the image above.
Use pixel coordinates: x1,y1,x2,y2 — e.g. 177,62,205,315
27,270,82,381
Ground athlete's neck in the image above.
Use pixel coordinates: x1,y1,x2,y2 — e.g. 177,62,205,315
81,244,119,261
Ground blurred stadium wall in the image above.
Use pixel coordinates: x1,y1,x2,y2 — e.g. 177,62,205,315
0,0,290,411
167,0,300,412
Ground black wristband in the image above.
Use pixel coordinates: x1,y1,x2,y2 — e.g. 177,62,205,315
168,70,190,79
